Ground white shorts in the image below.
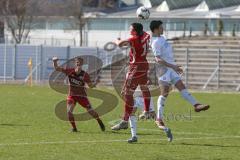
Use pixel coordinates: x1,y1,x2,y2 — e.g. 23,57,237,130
158,68,181,86
134,97,155,112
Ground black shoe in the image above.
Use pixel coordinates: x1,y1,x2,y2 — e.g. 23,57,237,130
98,120,105,132
70,128,78,132
165,128,173,142
128,136,138,143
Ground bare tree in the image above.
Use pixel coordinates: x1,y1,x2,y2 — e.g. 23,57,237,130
49,0,88,46
70,0,118,46
0,0,37,44
0,0,36,43
0,0,118,45
72,0,86,46
98,0,117,8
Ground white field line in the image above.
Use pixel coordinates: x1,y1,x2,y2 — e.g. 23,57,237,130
108,114,239,126
190,115,239,118
0,136,240,147
138,128,224,136
149,115,238,119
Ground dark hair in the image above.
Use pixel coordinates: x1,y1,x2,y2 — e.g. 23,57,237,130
150,20,163,32
131,23,144,37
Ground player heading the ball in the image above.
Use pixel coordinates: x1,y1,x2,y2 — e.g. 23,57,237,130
110,23,152,143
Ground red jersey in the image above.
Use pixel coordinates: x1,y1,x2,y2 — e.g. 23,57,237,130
128,31,150,69
63,68,91,96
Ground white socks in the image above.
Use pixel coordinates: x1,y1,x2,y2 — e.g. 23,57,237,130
157,95,166,120
149,98,155,112
180,89,198,106
129,116,137,137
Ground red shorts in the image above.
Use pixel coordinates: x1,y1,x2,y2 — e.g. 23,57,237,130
124,65,148,91
67,96,91,108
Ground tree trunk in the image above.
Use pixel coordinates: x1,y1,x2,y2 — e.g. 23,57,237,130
79,23,83,46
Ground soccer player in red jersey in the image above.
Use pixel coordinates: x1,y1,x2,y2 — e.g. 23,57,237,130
111,23,151,143
52,57,105,132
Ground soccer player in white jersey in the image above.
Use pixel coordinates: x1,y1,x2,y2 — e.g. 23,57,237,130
150,20,210,142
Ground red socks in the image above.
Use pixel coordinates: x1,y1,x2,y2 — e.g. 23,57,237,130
123,94,134,121
142,88,151,112
68,112,76,129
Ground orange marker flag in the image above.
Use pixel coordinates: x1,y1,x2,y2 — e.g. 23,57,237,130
28,58,32,67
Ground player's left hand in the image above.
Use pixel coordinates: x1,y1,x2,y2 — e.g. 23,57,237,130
173,65,183,75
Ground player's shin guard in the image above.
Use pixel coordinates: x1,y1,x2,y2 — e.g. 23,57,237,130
157,95,166,121
129,115,137,137
180,89,198,106
142,88,151,112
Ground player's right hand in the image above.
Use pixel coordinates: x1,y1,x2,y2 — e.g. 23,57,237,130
52,56,59,62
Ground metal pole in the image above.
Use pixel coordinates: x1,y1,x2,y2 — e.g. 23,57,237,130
3,42,7,83
85,21,89,47
217,48,220,89
40,45,43,82
96,47,99,71
35,45,38,84
185,48,189,88
12,44,16,80
66,46,70,60
51,36,54,46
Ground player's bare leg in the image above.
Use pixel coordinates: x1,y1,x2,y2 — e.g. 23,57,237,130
155,84,173,142
175,80,210,112
87,108,105,131
67,103,77,132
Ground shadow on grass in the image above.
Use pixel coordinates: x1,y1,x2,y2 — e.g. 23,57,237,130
69,130,162,136
110,131,162,136
126,141,240,148
0,123,31,127
180,142,240,148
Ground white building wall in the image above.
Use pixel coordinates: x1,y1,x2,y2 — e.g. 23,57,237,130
4,27,239,47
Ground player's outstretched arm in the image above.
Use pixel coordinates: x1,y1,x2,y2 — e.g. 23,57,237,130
115,38,130,48
87,82,96,88
87,81,98,88
52,57,64,72
87,75,100,88
166,37,179,41
155,56,183,75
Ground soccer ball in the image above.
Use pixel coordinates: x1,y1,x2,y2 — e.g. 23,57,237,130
136,6,150,20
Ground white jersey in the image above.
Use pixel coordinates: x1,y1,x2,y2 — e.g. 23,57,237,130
151,36,175,65
151,36,181,85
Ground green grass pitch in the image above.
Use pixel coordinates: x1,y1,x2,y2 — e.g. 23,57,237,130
0,85,239,160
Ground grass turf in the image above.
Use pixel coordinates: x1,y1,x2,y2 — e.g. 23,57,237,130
0,85,239,160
